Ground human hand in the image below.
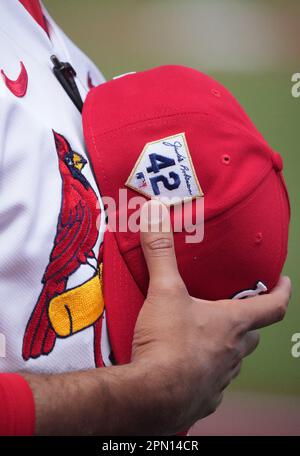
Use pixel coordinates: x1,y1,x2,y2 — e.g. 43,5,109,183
131,200,291,433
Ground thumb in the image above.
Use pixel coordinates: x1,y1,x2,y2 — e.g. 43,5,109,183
140,200,185,291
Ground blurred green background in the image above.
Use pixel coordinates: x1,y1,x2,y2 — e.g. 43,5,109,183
44,0,300,396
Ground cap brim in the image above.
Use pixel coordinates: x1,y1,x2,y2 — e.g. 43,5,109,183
103,229,145,365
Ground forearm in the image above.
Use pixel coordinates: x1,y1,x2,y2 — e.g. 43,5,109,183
21,361,179,436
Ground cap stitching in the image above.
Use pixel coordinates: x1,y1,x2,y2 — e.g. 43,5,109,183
85,97,110,198
86,111,273,219
87,110,271,154
91,111,275,213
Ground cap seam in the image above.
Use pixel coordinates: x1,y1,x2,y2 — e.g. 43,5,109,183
270,169,288,290
121,167,277,256
204,162,272,221
85,107,274,236
85,109,271,155
84,98,110,199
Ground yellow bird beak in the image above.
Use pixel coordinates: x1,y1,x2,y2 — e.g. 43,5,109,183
72,152,86,171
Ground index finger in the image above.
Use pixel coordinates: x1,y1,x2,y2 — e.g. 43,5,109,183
237,276,291,331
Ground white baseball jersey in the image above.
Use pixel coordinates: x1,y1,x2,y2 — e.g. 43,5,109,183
0,0,112,374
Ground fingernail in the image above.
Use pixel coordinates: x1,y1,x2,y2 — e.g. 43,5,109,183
140,200,169,232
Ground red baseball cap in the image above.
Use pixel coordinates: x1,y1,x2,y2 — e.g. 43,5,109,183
83,65,290,364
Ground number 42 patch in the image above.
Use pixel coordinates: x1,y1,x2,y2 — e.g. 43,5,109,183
125,132,203,204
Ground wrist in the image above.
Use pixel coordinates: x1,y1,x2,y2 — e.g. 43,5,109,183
22,359,186,436
109,358,185,435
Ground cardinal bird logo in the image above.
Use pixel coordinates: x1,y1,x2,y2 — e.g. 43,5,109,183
22,131,104,363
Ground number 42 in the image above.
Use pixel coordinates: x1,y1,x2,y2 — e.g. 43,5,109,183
146,153,181,196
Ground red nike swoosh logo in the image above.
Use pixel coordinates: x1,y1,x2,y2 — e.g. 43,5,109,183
1,61,28,97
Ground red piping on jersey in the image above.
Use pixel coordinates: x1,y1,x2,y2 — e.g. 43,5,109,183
19,0,49,36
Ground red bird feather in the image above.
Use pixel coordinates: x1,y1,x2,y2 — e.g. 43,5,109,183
22,131,100,360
